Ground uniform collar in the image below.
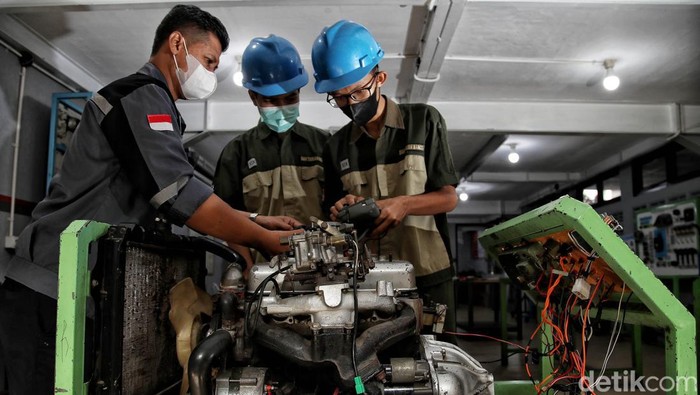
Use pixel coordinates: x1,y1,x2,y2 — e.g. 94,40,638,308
350,96,404,143
137,62,186,132
138,62,169,86
253,121,306,140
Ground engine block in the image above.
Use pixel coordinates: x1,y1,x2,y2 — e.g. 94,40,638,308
193,220,493,394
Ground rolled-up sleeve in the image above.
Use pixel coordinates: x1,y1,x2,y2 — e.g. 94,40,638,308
167,176,212,225
424,106,459,191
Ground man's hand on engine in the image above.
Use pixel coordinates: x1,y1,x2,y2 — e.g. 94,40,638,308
256,215,303,230
252,228,303,257
371,196,409,237
330,194,365,220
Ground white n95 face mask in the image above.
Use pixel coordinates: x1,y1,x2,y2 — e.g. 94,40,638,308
173,40,217,100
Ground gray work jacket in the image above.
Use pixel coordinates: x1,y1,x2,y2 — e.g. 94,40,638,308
1,63,212,299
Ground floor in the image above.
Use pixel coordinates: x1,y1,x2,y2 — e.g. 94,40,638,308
455,304,674,395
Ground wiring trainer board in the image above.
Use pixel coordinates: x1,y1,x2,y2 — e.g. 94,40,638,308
479,196,697,395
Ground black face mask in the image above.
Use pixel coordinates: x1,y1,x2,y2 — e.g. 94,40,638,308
340,91,379,126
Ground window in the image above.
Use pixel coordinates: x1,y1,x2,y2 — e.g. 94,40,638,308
602,175,622,201
673,146,700,181
641,156,667,190
582,185,599,205
632,141,700,195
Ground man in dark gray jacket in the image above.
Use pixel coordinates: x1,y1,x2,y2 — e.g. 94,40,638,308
0,6,300,394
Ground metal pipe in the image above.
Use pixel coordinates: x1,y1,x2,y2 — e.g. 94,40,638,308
354,306,417,376
5,64,26,249
444,55,600,65
219,292,237,321
188,330,234,395
254,304,417,388
203,98,208,133
383,387,433,394
1,35,81,248
0,36,79,92
0,37,21,57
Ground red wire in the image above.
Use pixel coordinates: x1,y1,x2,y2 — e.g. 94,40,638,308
541,273,565,354
536,258,610,394
534,272,547,295
525,258,610,395
536,271,570,392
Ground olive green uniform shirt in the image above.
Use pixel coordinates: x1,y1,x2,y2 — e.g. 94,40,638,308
214,121,329,224
322,97,458,286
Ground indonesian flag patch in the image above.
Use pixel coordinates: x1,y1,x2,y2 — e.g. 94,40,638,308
147,114,174,131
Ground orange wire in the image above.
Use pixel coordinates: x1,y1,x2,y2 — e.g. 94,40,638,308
531,258,612,394
541,273,566,358
537,272,569,392
537,258,609,394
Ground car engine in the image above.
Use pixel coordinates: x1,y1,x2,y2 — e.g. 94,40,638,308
177,217,494,395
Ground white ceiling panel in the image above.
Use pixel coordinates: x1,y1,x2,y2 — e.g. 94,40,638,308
1,0,698,222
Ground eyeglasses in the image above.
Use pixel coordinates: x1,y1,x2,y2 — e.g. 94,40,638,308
326,73,378,108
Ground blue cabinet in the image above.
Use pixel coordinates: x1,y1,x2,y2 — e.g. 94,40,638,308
46,92,92,192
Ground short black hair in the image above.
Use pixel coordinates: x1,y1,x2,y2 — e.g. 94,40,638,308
151,4,229,55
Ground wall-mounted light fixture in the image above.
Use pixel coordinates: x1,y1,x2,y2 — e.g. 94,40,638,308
507,143,520,164
233,55,244,87
441,55,624,93
456,178,469,202
602,59,620,91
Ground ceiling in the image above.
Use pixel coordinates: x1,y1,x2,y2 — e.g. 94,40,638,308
1,0,699,224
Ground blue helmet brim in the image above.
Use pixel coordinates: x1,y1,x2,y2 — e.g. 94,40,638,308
314,63,379,94
245,69,309,97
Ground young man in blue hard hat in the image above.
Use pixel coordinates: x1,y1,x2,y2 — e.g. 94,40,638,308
214,35,329,267
312,20,459,342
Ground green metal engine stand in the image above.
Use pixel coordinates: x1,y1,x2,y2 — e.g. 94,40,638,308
480,196,697,395
54,220,109,394
53,198,698,394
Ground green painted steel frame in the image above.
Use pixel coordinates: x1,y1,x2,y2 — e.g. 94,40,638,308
695,279,700,373
54,220,110,394
493,381,538,394
479,196,697,395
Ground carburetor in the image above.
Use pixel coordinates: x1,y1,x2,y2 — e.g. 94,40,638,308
275,217,375,282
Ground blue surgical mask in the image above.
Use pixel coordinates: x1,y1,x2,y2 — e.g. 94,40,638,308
258,103,300,133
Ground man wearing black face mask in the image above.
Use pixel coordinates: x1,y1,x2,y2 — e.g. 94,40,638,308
312,20,460,343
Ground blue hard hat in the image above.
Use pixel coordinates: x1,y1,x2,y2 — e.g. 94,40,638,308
242,35,308,96
311,20,384,93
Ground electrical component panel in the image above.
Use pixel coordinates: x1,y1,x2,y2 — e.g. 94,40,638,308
492,216,629,304
479,196,695,394
635,198,699,276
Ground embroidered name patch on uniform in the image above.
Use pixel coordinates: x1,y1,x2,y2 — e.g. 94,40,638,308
147,114,174,131
399,144,425,155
